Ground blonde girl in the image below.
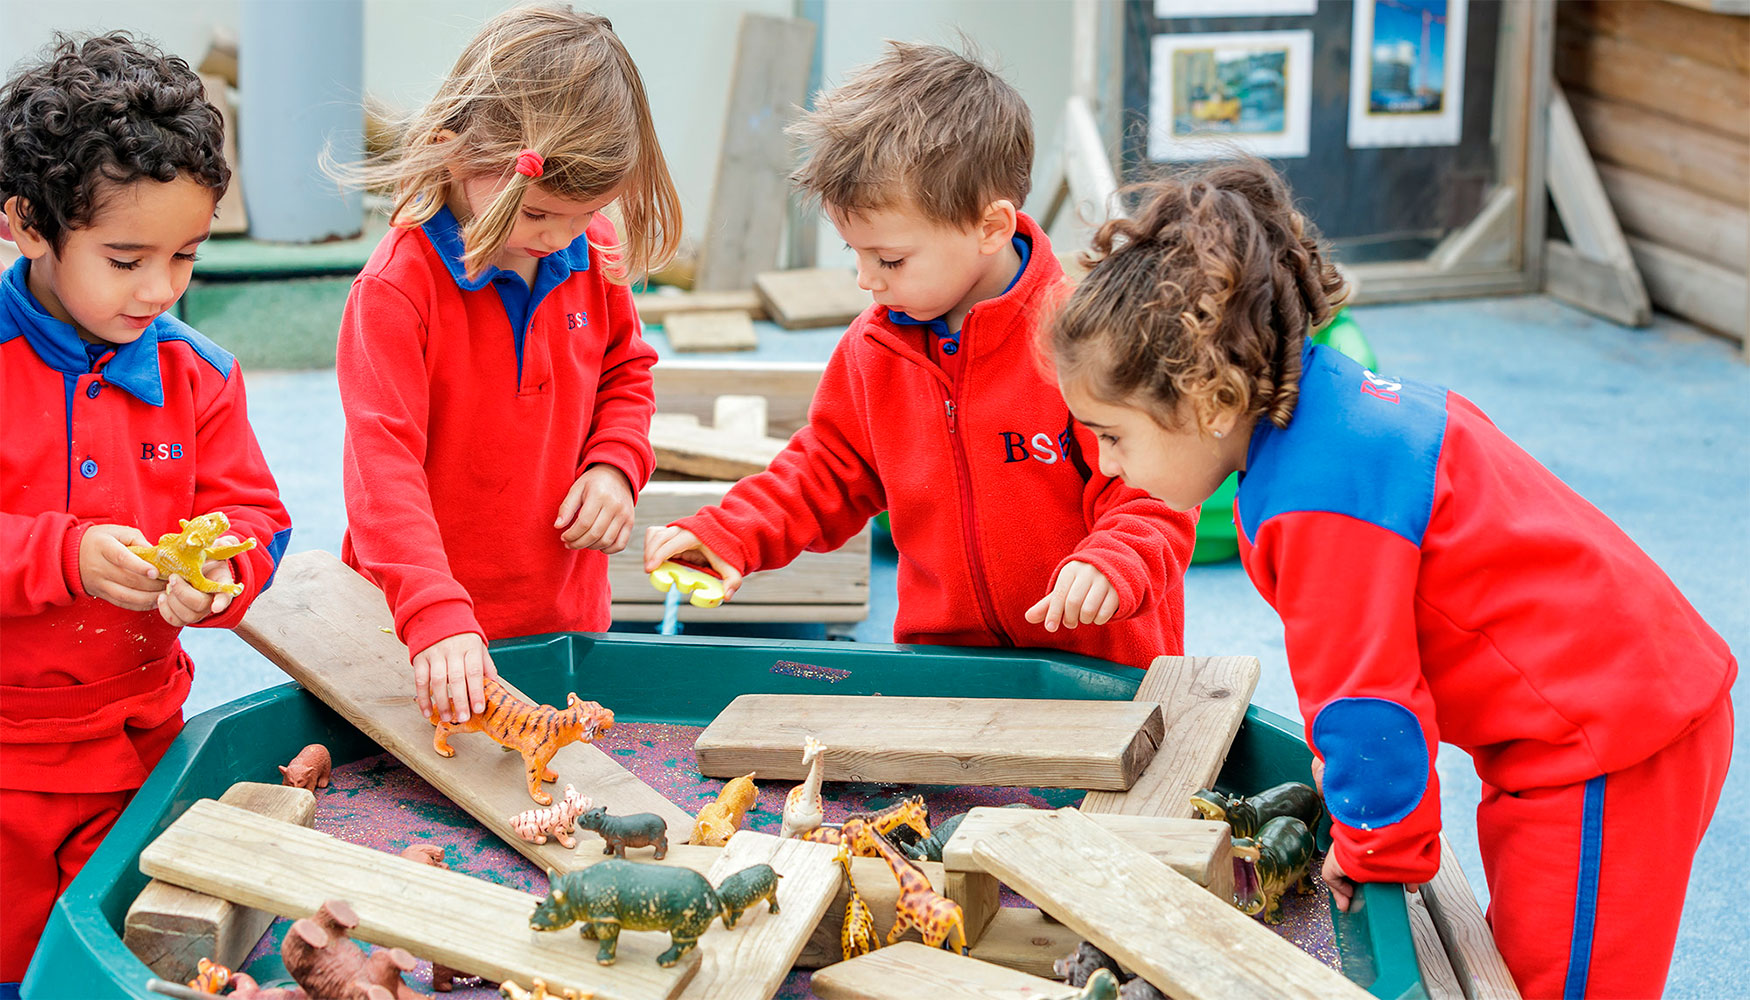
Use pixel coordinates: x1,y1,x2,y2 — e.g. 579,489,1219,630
337,5,681,727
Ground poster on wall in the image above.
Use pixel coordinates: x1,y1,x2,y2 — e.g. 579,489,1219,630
1147,30,1313,161
1347,0,1468,148
1154,0,1316,17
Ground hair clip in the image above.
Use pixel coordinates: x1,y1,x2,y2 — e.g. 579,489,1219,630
514,149,545,179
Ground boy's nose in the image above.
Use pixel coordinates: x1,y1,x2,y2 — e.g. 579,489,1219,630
854,264,883,293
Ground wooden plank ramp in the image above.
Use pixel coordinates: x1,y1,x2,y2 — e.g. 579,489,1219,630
694,694,1164,790
753,268,871,329
236,550,695,873
140,800,695,999
124,782,315,981
681,832,839,999
971,808,1370,1000
1080,655,1260,817
811,942,1080,1000
1420,836,1522,999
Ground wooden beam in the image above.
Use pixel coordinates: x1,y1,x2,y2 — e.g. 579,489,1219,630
712,395,769,439
1546,84,1638,267
1419,836,1523,1000
648,414,789,480
1079,656,1259,817
942,871,1000,948
634,291,766,325
694,694,1165,790
1629,236,1749,343
681,832,840,1000
1341,262,1534,305
650,360,824,438
140,800,697,999
694,14,817,292
970,809,1370,1000
811,942,1080,1000
124,783,316,981
199,75,247,235
1554,22,1749,139
1430,187,1520,271
1566,92,1749,207
941,808,1228,889
1544,240,1651,327
967,906,1082,979
1597,164,1748,272
753,268,871,330
1061,96,1118,232
1562,0,1750,73
1661,0,1750,17
236,551,696,874
1408,889,1467,1000
664,311,758,353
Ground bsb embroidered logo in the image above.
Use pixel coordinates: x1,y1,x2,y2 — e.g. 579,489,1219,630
998,429,1073,465
566,310,589,330
1360,369,1403,404
139,442,185,460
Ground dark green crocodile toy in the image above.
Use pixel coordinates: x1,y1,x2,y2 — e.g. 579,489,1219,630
1189,781,1322,839
1230,815,1317,924
531,860,725,966
713,863,782,929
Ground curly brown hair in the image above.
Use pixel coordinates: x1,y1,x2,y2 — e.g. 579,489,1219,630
0,32,229,250
1049,159,1345,430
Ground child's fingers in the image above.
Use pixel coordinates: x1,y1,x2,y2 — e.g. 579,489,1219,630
446,654,472,724
482,647,499,681
554,477,587,530
601,520,632,556
1038,579,1069,632
105,538,162,581
643,526,693,571
1062,572,1095,629
465,645,487,715
413,658,433,718
567,503,619,550
1094,588,1120,625
428,657,452,723
158,576,212,626
211,589,234,617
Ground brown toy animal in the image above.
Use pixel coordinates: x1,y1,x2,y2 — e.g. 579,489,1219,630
281,900,422,1000
396,846,464,991
692,772,757,847
279,744,332,791
224,973,310,1000
842,817,968,954
429,675,614,805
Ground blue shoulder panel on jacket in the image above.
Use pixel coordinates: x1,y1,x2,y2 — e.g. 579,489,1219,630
1237,345,1448,546
154,313,237,379
1312,697,1430,829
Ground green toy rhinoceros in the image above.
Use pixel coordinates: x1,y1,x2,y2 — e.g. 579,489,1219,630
531,860,724,967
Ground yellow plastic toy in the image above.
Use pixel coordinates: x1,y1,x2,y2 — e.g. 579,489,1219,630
127,512,256,597
649,560,726,608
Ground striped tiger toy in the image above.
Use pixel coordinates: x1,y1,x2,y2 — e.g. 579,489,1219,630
429,675,615,805
511,784,591,849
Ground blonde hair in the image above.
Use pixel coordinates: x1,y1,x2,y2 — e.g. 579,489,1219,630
1050,159,1345,430
339,5,679,282
789,41,1032,228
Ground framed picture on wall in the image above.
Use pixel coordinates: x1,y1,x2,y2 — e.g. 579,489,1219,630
1348,0,1469,148
1147,30,1313,161
1154,0,1316,17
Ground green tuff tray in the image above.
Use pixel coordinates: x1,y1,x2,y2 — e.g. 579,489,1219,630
27,632,1428,999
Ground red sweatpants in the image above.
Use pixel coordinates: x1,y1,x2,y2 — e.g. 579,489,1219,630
0,787,135,982
1479,696,1733,999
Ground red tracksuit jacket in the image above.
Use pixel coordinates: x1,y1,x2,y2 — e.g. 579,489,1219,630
338,208,657,658
0,258,292,793
1236,345,1736,884
675,215,1196,668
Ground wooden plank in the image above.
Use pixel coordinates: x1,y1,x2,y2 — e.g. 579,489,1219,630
1546,85,1636,266
943,871,1001,948
200,74,248,235
1420,836,1522,1000
971,808,1370,1000
609,481,870,610
967,906,1082,979
1566,91,1749,207
1662,0,1750,16
942,808,1227,887
1080,656,1259,817
811,941,1080,1000
1408,890,1467,1000
634,291,766,325
712,395,769,439
664,311,758,353
235,551,696,874
1629,236,1750,341
648,414,789,480
651,360,824,437
1430,187,1519,271
124,783,316,981
1061,96,1119,232
695,695,1165,790
1563,0,1750,73
1544,240,1652,327
1598,163,1749,271
1554,22,1749,139
694,15,817,292
140,800,695,999
1344,263,1534,305
753,268,871,329
681,832,840,1000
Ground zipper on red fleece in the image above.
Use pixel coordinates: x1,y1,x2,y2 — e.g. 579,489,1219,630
944,376,1014,647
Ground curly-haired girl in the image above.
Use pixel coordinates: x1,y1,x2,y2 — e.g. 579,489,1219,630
1048,159,1732,998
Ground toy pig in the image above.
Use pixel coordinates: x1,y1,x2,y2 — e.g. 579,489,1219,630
279,744,332,791
1231,815,1317,924
1189,781,1321,839
577,806,669,859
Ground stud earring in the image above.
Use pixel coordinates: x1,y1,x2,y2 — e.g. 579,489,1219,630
1212,429,1224,439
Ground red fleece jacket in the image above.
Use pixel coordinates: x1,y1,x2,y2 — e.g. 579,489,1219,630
674,215,1195,668
338,213,656,658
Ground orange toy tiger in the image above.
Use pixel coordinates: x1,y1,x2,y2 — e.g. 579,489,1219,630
428,675,615,805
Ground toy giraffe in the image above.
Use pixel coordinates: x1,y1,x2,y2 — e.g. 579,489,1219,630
799,795,931,856
834,844,879,961
780,736,827,839
842,817,967,954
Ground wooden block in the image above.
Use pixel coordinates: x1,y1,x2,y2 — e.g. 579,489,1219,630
968,906,1082,979
943,871,1000,947
695,695,1165,790
648,414,790,480
1629,236,1749,341
811,941,1080,1000
1598,163,1749,273
753,269,871,329
971,808,1369,1000
141,800,696,999
692,13,816,292
1420,836,1523,1000
651,360,824,437
1567,92,1748,207
1563,0,1750,73
236,551,696,875
1080,656,1260,817
712,395,769,439
633,290,767,325
680,832,840,1000
1554,22,1748,139
1408,889,1466,1000
795,855,946,968
199,74,247,235
124,782,316,981
1545,240,1652,328
942,807,1229,889
664,311,758,353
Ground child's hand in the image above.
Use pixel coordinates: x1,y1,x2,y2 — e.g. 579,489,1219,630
413,632,499,724
1322,851,1357,912
78,524,167,611
154,536,241,626
643,526,744,601
1026,560,1119,632
556,464,635,553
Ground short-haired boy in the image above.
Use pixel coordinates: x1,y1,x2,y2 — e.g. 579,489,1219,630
0,33,292,982
646,42,1195,667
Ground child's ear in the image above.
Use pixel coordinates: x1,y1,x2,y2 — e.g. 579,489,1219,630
2,197,52,260
978,198,1018,253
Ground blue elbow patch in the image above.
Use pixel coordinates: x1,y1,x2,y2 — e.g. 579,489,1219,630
1312,697,1429,830
261,527,292,591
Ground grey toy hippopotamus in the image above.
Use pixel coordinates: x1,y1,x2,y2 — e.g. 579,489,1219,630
576,806,670,860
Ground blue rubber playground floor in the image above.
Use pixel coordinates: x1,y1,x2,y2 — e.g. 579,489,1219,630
179,294,1747,998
